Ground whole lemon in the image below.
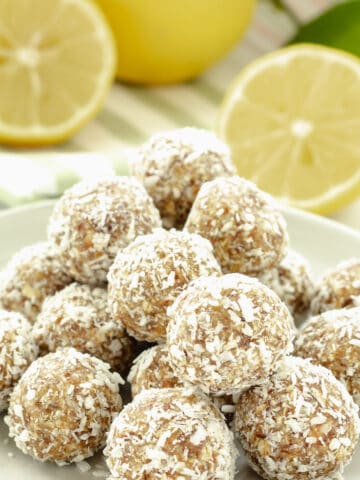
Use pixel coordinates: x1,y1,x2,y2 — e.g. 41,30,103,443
95,0,256,85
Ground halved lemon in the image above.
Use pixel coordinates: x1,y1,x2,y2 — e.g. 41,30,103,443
0,0,116,146
218,44,360,215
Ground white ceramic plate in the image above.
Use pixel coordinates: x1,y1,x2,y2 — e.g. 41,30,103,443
0,201,359,479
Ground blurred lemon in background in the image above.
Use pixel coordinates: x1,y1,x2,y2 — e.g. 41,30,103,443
95,0,256,84
0,0,115,146
218,44,360,215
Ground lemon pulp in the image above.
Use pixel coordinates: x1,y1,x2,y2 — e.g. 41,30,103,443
218,44,360,214
0,0,116,146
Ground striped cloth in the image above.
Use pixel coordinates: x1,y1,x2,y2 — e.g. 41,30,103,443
0,0,334,207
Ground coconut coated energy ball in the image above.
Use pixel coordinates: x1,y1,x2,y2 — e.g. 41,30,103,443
104,387,236,479
6,348,123,464
128,345,186,397
258,250,314,323
33,283,134,372
131,127,236,229
234,356,360,480
0,242,72,323
108,228,221,342
311,258,360,315
128,344,238,422
47,177,161,285
294,307,360,407
167,274,294,395
0,310,38,412
185,176,289,275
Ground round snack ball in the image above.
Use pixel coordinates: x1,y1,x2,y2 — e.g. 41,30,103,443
128,344,238,423
167,273,295,395
33,283,134,372
128,344,185,397
0,242,72,323
257,250,314,323
0,310,38,412
131,127,236,229
185,176,289,275
294,307,360,407
234,356,360,480
47,176,162,285
311,258,360,315
104,387,236,479
108,228,221,342
6,348,123,464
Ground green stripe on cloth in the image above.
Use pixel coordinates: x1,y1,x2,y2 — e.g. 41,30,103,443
191,80,224,104
97,110,147,144
127,87,208,129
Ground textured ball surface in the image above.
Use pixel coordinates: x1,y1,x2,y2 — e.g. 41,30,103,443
131,128,236,229
167,274,294,395
258,250,314,323
311,258,360,315
0,242,72,323
235,356,360,480
128,345,186,397
33,283,134,372
185,176,288,275
47,177,161,285
0,310,38,411
108,228,221,342
294,307,360,407
104,387,236,479
6,348,123,464
128,344,238,422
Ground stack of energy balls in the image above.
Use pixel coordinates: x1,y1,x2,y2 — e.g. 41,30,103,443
0,127,359,480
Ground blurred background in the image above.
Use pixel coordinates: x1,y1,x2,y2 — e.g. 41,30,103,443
0,0,359,229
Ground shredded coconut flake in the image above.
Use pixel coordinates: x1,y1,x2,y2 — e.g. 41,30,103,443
235,356,360,480
295,306,360,407
108,228,221,342
257,250,314,323
185,176,288,275
311,258,360,315
104,388,236,479
167,274,294,395
0,242,71,323
0,310,38,411
47,177,161,285
5,348,123,464
33,282,133,371
131,127,236,229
